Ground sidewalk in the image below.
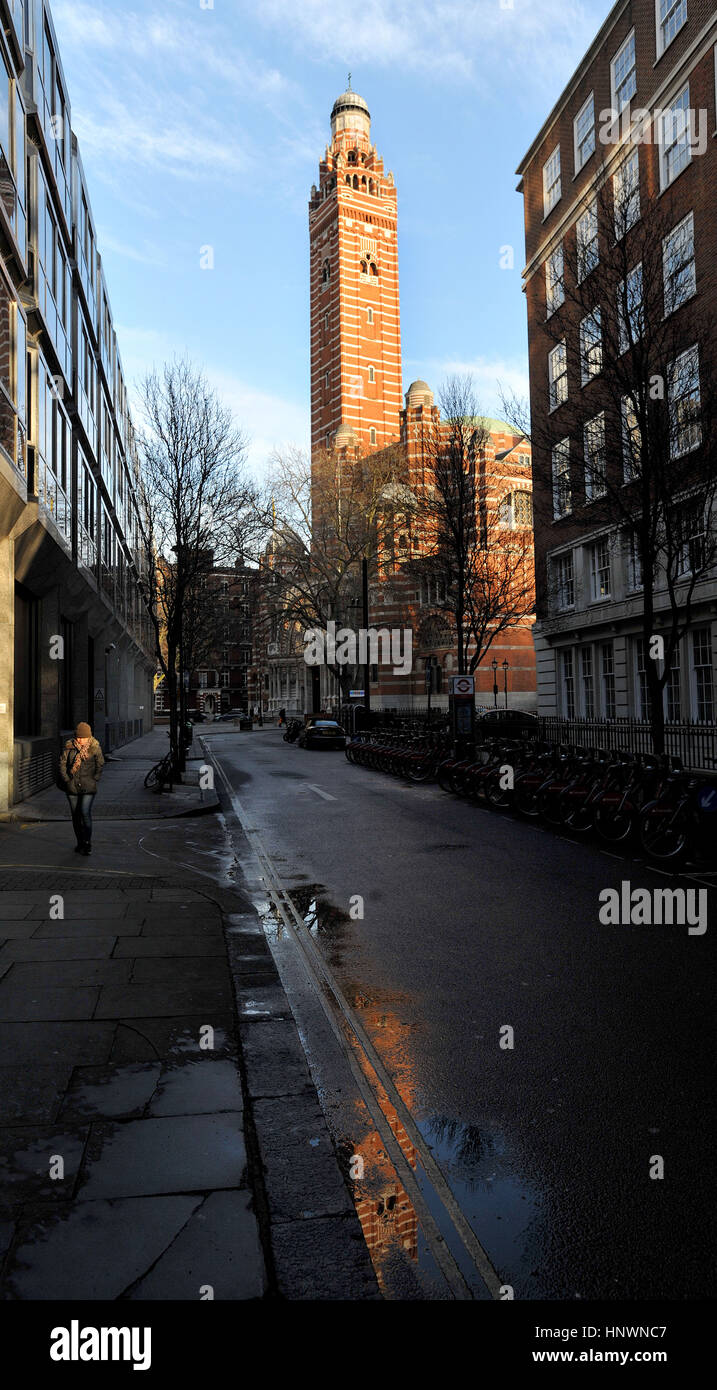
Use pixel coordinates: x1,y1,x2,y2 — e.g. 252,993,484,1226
0,771,378,1300
2,729,219,822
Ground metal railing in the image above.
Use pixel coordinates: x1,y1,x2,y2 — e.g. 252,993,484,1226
536,716,717,771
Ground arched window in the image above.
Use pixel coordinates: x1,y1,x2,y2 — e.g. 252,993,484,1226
348,149,357,164
360,259,368,275
345,174,351,184
369,179,375,195
322,258,331,284
370,261,378,276
352,174,359,189
361,175,367,187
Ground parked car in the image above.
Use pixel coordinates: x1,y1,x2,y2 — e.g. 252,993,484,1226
475,709,538,737
298,719,346,749
187,708,205,723
217,708,246,722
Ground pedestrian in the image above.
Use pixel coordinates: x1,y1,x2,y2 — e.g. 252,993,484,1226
59,722,105,856
278,707,286,727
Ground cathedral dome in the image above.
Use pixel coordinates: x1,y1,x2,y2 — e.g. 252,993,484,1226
405,379,434,409
331,83,370,139
333,422,358,449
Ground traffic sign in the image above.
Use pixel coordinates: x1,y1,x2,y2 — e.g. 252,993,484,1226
450,675,474,696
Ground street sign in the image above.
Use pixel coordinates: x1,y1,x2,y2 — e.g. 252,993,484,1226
450,675,474,696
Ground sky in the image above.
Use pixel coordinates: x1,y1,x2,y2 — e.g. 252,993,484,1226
51,0,613,475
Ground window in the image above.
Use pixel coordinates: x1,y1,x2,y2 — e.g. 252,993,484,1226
323,310,329,331
555,551,574,609
574,94,596,172
548,341,568,410
581,647,595,717
367,307,373,324
220,670,230,688
324,370,330,389
665,645,681,721
499,490,533,528
611,30,637,114
590,537,611,599
676,497,705,576
545,244,564,315
617,264,644,353
543,145,561,217
221,580,229,596
580,309,602,383
657,0,687,57
660,84,691,188
584,412,606,500
663,212,695,315
622,394,642,480
627,530,643,590
561,648,575,719
669,345,701,457
601,643,616,720
691,629,714,721
198,671,208,689
322,257,331,284
369,427,377,445
368,365,375,383
576,200,598,281
613,149,640,237
552,438,571,518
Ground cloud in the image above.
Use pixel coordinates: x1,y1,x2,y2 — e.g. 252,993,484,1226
250,0,604,92
404,354,530,413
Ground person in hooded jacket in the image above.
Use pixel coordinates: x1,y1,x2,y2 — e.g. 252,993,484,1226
59,722,105,855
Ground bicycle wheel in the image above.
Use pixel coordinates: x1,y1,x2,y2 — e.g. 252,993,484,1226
144,764,161,789
594,796,635,844
639,802,690,863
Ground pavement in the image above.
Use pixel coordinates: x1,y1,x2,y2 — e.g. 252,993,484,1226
0,728,379,1302
1,729,219,822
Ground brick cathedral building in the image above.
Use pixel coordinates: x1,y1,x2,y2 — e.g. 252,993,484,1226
304,84,537,713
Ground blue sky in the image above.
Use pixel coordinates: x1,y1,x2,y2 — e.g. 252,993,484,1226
51,0,611,474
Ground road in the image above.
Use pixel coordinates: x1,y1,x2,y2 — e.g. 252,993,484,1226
200,725,716,1301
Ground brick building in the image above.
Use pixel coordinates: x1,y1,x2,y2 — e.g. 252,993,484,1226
0,0,155,808
516,0,717,724
301,85,537,714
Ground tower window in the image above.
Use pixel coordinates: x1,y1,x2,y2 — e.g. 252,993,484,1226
353,175,359,189
368,365,375,383
324,370,330,389
322,258,331,284
325,432,331,448
361,175,367,187
367,307,373,323
345,175,351,184
370,261,378,276
360,260,368,275
369,428,377,445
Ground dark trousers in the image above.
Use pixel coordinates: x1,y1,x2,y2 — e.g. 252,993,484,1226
67,792,95,847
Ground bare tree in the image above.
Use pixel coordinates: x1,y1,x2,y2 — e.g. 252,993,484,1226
407,375,535,675
501,163,717,752
139,359,254,770
260,443,403,703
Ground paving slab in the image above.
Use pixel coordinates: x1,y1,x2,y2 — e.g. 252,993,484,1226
0,1065,73,1124
127,1191,265,1301
271,1215,380,1300
58,1063,163,1121
235,982,295,1021
0,905,33,920
241,1019,317,1100
24,901,130,920
0,1021,116,1066
0,938,117,963
0,1125,89,1211
78,1114,247,1200
94,983,232,1019
3,1196,201,1300
108,1016,238,1064
113,936,226,958
0,984,100,1022
6,960,132,988
252,1096,354,1224
32,919,142,938
148,1060,244,1117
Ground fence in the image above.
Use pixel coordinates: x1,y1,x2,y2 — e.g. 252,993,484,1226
536,716,717,771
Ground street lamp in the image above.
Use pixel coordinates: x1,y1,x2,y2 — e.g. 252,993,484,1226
503,659,509,710
492,657,498,709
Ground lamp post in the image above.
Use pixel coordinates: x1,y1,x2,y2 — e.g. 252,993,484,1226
503,658,509,710
492,657,498,709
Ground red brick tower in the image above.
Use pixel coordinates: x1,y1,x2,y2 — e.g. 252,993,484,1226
309,83,402,456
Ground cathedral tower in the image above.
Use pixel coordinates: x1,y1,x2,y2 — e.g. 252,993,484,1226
309,84,402,456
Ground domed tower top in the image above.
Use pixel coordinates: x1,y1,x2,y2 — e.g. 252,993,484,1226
331,76,370,140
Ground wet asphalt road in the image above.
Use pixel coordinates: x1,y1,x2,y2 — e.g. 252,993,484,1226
205,727,716,1300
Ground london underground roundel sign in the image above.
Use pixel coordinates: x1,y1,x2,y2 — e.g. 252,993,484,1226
451,676,474,696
